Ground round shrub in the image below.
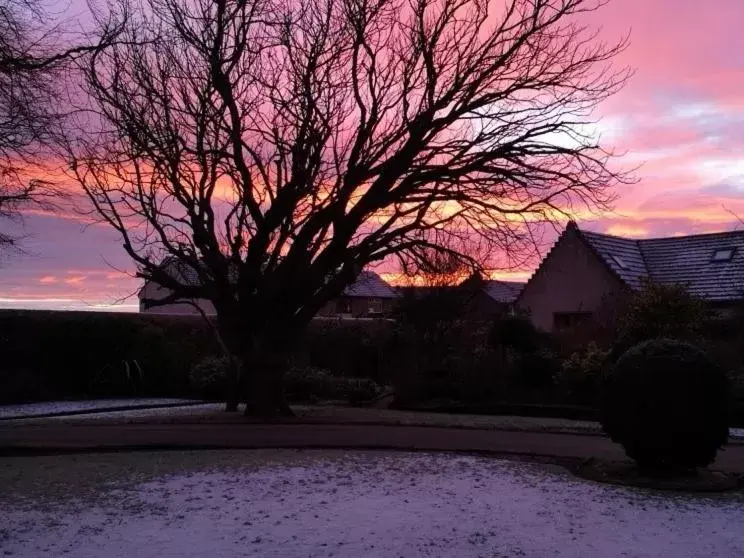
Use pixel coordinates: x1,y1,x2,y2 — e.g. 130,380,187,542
600,339,729,473
189,356,230,400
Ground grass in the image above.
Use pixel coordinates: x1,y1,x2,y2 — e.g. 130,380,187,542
7,402,604,434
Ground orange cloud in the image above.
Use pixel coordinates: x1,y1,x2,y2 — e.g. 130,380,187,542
38,276,57,284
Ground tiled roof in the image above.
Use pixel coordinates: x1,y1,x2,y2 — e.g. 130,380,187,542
343,271,399,299
159,257,205,287
639,232,744,301
578,230,649,290
482,280,525,303
575,223,744,301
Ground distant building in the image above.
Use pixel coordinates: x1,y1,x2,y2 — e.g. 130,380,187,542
517,221,744,331
316,271,399,318
396,276,524,321
138,258,218,316
138,260,398,318
460,276,525,319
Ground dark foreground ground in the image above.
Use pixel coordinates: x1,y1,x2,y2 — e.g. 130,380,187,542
2,420,744,475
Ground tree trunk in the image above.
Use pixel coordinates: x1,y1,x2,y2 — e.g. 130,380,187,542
214,310,244,413
224,365,240,412
241,341,295,418
243,368,294,418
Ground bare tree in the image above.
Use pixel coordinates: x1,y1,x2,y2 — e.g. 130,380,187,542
0,0,122,251
68,0,631,416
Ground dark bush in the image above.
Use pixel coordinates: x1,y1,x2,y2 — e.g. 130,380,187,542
489,313,541,353
615,278,709,349
189,356,231,400
300,319,394,383
329,377,383,404
389,320,503,405
515,348,561,391
600,339,729,473
556,342,610,405
284,366,383,403
284,366,332,401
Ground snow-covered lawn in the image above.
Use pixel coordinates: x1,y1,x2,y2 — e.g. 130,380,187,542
1,450,744,557
0,398,202,419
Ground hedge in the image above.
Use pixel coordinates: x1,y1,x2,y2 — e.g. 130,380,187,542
0,310,396,403
0,310,219,403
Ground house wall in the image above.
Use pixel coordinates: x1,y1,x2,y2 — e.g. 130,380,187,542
317,296,397,318
517,229,629,331
139,282,216,316
140,283,397,318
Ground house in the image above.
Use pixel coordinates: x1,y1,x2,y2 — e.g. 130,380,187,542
138,259,399,318
517,221,744,331
316,271,399,318
396,276,524,321
460,276,525,319
138,258,217,316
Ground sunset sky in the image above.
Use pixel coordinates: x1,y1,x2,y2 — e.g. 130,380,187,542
1,0,743,312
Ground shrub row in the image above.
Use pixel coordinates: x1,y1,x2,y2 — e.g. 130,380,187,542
188,358,383,404
0,310,394,403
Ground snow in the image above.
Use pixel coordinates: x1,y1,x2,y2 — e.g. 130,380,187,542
2,450,744,557
0,398,201,419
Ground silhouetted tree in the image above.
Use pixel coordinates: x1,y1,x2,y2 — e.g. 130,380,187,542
0,0,121,251
68,0,632,416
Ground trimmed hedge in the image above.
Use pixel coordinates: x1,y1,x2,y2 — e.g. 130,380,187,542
600,339,729,473
0,310,395,404
0,310,219,403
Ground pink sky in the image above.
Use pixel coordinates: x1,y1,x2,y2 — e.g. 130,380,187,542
2,0,743,311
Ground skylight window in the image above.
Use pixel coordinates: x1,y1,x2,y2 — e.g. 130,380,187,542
711,248,735,262
611,255,627,269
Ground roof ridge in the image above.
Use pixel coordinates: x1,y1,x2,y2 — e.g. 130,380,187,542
578,228,639,242
639,229,744,242
576,224,744,243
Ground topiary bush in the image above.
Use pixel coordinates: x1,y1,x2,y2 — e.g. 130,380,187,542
600,338,729,474
189,356,231,400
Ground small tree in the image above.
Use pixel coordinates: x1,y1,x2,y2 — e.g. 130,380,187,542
600,338,728,475
615,278,709,352
0,0,121,253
